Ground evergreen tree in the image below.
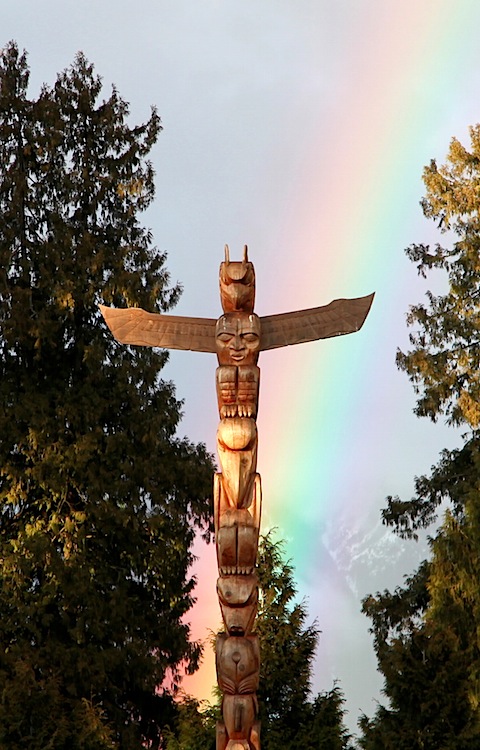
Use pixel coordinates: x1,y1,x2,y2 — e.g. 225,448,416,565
164,698,217,750
0,42,214,749
256,533,353,749
255,532,320,740
360,125,480,748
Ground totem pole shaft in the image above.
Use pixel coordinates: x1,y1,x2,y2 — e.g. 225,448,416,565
214,249,261,750
99,246,374,750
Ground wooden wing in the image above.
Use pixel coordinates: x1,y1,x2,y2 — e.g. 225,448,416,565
259,293,374,351
99,305,217,353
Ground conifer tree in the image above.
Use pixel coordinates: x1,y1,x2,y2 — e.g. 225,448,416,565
255,533,353,750
0,42,214,749
360,125,480,748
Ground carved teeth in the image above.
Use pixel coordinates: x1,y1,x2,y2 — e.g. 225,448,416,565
219,565,256,576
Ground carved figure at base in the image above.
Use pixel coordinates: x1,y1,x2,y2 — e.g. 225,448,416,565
216,719,261,750
216,633,261,749
218,699,261,750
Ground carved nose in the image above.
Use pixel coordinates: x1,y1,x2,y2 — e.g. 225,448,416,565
231,650,241,664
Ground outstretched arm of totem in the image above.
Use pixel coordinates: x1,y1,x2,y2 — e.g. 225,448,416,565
259,292,374,351
99,305,218,353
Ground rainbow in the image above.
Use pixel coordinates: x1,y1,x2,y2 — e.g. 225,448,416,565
180,0,480,716
5,0,480,730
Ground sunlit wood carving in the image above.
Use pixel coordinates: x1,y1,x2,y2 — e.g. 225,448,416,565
214,472,261,576
216,633,261,750
100,245,373,749
219,245,256,314
216,418,258,509
217,574,258,635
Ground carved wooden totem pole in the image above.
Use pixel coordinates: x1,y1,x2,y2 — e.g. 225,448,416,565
100,247,373,750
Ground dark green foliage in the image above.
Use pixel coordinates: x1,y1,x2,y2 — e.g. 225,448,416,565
305,689,355,750
360,126,480,748
396,127,480,429
0,42,214,749
361,559,480,749
164,698,217,750
255,532,319,735
255,533,353,749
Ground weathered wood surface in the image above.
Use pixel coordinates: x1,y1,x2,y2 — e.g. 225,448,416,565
100,245,373,749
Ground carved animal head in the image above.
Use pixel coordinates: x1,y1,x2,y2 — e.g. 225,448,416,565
219,245,256,313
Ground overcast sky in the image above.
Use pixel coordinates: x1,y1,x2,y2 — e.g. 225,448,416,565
4,0,480,734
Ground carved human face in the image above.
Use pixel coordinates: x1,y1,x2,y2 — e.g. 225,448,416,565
215,313,261,365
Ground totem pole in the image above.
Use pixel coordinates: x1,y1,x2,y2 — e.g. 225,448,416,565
100,246,373,749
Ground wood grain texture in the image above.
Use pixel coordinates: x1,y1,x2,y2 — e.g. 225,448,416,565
259,292,375,351
99,304,217,352
99,257,374,750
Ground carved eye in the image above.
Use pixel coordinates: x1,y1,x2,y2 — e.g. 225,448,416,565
217,332,233,343
242,333,259,343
